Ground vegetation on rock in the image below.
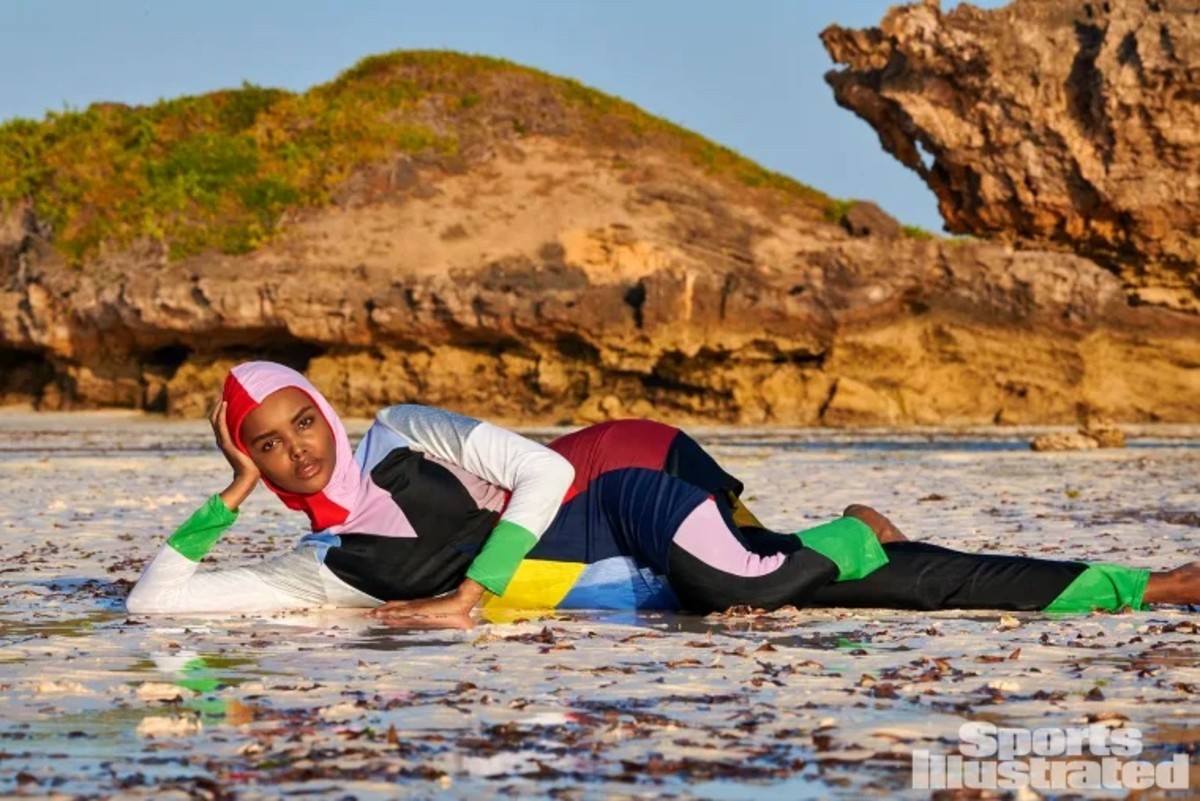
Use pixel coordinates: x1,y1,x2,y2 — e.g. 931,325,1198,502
0,50,831,264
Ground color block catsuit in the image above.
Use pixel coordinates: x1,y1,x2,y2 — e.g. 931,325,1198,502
128,370,1149,616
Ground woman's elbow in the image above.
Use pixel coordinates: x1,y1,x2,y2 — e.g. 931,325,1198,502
550,453,575,496
124,586,167,614
124,595,151,615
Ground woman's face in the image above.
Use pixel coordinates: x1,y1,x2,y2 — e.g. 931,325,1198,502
239,387,336,494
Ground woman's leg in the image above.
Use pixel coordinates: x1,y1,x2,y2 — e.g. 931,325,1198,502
806,539,1198,612
1143,563,1200,605
810,507,1200,611
734,498,1184,612
805,541,1090,611
665,498,888,613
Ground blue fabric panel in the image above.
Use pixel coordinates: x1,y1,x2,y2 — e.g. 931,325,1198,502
528,468,710,572
558,556,680,610
527,486,624,563
353,422,411,473
593,468,710,573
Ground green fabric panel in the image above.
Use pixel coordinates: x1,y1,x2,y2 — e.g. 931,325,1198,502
465,520,537,596
186,698,230,717
176,656,222,694
166,495,237,562
797,516,889,582
1043,563,1151,614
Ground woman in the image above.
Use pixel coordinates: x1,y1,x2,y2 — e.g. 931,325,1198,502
125,361,1199,618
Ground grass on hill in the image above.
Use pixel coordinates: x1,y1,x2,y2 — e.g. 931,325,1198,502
0,50,835,265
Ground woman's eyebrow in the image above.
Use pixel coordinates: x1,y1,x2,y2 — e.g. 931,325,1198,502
249,406,314,445
250,428,278,445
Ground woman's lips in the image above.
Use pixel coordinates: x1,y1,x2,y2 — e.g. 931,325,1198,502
295,459,321,480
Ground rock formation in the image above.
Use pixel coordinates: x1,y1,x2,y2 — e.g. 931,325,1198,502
2,49,1199,426
823,0,1200,312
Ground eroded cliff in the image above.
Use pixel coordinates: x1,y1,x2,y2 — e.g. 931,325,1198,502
823,0,1200,311
2,48,1198,425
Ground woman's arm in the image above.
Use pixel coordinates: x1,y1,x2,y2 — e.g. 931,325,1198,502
368,405,575,616
126,494,282,613
125,398,320,614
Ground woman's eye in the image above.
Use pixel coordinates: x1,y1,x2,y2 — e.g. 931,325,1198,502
298,416,314,430
261,440,276,452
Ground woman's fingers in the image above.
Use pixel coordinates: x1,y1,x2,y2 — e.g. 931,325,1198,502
216,402,230,444
372,611,475,631
368,601,414,617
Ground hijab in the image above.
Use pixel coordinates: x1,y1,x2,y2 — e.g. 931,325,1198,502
222,361,415,536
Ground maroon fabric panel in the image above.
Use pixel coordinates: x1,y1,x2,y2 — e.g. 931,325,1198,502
548,420,678,502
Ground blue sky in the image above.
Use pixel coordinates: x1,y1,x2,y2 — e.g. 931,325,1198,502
0,1,1007,232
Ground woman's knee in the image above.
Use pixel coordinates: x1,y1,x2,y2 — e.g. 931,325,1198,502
842,505,907,544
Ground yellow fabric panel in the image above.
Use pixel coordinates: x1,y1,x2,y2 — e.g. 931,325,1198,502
729,492,765,530
479,558,585,613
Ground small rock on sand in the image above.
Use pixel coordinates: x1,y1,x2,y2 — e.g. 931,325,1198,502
1031,423,1127,451
33,680,91,696
136,715,201,738
136,682,193,702
1030,432,1100,452
1082,422,1126,448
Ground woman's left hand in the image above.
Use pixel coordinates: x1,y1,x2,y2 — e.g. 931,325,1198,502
368,579,485,619
372,610,476,630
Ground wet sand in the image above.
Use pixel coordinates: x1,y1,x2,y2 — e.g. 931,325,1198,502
1,411,1197,798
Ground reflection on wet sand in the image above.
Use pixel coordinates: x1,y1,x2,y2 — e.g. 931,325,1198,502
1,416,1197,798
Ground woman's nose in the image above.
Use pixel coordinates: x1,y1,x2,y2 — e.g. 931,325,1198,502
289,439,308,459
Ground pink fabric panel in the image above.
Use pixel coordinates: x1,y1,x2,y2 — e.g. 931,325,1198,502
671,499,786,578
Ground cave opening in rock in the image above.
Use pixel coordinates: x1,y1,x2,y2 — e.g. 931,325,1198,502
145,344,193,374
0,348,54,403
217,339,328,373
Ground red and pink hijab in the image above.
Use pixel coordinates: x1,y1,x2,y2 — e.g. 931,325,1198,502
222,361,417,537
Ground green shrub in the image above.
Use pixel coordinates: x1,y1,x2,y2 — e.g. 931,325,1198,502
900,224,936,240
0,49,833,266
824,199,856,224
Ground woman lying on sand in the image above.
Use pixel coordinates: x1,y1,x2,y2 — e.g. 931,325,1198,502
125,361,1199,619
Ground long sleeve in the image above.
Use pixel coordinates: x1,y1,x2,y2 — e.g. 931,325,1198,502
125,495,329,614
374,405,575,596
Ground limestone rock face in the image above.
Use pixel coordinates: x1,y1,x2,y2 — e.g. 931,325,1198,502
840,202,901,239
1030,431,1101,452
3,135,1199,426
822,0,1200,311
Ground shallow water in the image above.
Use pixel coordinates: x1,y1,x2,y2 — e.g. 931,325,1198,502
1,412,1197,798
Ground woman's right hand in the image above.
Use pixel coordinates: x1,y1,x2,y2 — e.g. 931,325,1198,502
211,396,259,510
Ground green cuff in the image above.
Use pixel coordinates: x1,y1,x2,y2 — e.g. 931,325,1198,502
1043,563,1151,614
167,495,237,562
466,520,537,596
798,517,889,582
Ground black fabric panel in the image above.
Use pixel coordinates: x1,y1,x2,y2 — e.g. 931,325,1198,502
666,541,839,614
325,532,486,601
662,431,745,498
709,491,806,557
324,447,498,601
807,542,1090,611
367,448,497,542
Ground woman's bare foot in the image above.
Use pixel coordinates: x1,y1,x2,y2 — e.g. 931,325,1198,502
843,504,909,544
1143,562,1200,605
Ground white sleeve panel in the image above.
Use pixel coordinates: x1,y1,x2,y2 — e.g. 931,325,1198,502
125,546,329,614
375,405,575,539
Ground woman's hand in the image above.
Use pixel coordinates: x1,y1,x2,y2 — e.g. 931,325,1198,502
372,610,476,631
211,396,260,511
368,579,485,619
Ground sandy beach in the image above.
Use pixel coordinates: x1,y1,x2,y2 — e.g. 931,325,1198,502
1,411,1197,798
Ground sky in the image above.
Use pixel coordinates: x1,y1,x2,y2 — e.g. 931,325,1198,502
0,1,1008,232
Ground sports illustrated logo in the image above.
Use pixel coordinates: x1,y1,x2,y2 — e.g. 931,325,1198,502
912,722,1190,792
